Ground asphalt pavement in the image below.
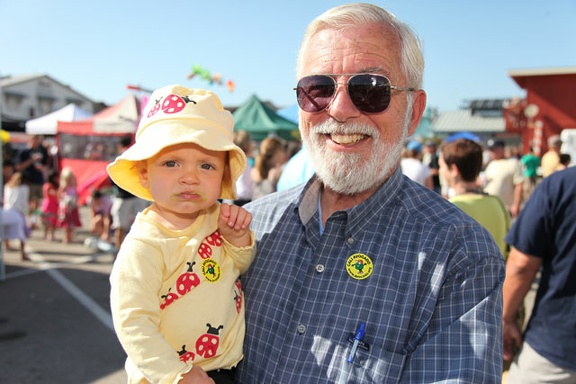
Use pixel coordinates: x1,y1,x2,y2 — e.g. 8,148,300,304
0,206,127,383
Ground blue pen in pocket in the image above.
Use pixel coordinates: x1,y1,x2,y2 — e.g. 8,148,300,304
347,322,366,363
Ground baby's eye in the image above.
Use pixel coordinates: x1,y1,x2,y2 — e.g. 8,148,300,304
163,160,177,167
201,163,215,170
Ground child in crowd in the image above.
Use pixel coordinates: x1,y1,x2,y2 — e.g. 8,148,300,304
89,188,112,241
107,85,255,384
57,167,82,243
3,171,30,260
41,169,60,241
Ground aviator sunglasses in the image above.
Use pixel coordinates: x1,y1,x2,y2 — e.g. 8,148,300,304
294,74,416,114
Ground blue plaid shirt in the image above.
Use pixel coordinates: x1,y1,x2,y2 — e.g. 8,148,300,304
237,168,505,383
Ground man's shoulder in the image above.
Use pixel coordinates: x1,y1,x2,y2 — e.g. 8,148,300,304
537,167,576,196
398,180,475,226
245,186,302,219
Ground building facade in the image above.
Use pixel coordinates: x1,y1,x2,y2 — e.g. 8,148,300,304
431,98,518,147
505,66,576,156
1,74,98,132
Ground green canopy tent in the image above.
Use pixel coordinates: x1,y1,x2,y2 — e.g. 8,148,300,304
232,94,299,141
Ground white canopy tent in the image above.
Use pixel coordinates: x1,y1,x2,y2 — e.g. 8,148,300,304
25,104,92,135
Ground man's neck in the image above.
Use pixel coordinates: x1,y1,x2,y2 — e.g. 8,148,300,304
319,183,380,225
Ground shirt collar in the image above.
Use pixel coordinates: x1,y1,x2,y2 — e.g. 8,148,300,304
298,166,404,229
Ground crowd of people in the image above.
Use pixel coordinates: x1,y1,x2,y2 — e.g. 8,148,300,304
224,131,297,206
0,128,299,258
2,3,575,383
401,135,571,211
0,134,152,256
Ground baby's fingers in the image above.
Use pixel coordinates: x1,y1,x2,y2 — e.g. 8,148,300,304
234,208,252,230
219,203,250,230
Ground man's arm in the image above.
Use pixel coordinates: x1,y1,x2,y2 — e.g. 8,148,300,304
510,182,523,218
502,247,541,361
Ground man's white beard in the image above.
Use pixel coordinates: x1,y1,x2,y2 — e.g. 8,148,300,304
303,119,409,195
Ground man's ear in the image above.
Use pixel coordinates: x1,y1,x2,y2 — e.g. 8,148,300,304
407,89,427,137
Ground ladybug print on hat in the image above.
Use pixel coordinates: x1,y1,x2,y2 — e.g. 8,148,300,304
161,94,197,114
196,323,224,358
147,97,163,118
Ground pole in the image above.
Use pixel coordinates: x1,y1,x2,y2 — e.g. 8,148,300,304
0,72,5,282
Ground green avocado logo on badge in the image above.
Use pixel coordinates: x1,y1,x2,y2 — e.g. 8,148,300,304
345,253,374,280
201,258,221,282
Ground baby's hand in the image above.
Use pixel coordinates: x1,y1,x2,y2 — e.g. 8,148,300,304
178,365,215,384
218,203,252,247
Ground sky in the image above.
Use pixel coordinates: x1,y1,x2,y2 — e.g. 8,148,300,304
1,0,575,114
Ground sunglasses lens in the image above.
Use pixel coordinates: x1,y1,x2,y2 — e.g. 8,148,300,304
348,75,391,113
295,75,335,113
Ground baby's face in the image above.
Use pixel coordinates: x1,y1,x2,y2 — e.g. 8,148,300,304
139,143,226,227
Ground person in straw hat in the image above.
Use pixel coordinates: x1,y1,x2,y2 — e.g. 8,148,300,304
107,85,255,384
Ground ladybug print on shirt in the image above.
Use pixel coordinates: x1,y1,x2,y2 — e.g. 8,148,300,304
176,262,201,295
159,230,223,310
160,288,179,310
205,231,223,247
198,231,222,259
178,345,195,363
234,279,243,314
196,323,224,358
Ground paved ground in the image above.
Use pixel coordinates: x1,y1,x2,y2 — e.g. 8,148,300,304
0,207,127,383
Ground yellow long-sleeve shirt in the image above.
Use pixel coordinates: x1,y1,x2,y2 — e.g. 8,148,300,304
110,203,255,383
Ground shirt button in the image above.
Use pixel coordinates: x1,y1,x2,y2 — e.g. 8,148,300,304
315,264,325,273
297,324,307,334
347,237,354,245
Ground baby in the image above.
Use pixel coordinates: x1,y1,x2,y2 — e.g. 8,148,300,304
107,85,255,384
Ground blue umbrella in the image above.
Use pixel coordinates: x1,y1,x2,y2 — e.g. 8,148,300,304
444,131,481,143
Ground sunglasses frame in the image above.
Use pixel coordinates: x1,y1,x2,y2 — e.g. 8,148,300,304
294,73,416,114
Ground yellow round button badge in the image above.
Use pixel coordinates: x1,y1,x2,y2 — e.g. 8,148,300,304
345,253,374,280
201,258,221,282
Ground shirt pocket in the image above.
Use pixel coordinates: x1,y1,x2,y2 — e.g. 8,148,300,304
325,342,407,383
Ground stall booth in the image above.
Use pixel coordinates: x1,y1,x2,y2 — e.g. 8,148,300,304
56,94,141,204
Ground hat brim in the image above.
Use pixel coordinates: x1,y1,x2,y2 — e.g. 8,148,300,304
107,120,246,201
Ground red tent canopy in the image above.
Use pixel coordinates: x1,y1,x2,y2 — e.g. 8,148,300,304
58,94,140,135
56,94,142,204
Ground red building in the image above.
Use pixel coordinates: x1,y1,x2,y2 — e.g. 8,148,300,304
504,66,576,156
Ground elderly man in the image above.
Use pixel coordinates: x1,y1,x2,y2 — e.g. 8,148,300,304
236,4,505,383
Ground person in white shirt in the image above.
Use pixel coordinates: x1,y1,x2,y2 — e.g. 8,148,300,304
401,140,433,189
483,139,524,218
